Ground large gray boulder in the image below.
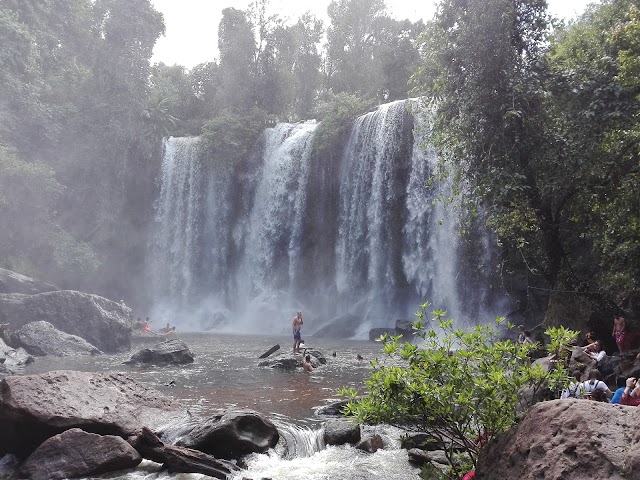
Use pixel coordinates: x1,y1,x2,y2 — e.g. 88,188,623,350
124,339,194,365
0,268,56,295
476,399,640,480
0,370,179,457
0,290,131,352
17,428,141,480
177,409,279,460
10,321,101,356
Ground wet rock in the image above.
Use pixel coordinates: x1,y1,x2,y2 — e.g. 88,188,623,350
17,428,141,480
316,400,350,417
476,399,640,480
303,348,327,365
323,419,361,446
408,448,449,467
356,434,384,453
124,339,194,365
0,370,179,457
177,409,279,460
258,356,299,370
0,268,57,295
10,321,101,356
128,427,239,480
0,290,131,353
369,328,396,341
0,338,34,377
311,313,361,339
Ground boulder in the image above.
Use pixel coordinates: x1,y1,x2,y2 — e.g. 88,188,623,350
311,313,361,339
124,339,194,365
0,337,34,377
128,427,239,479
316,400,350,417
356,434,384,453
258,355,300,370
0,370,179,457
323,419,361,446
304,348,327,364
476,399,640,480
369,327,396,341
10,321,101,356
407,448,449,468
0,268,56,295
17,428,141,480
177,409,279,460
0,290,131,353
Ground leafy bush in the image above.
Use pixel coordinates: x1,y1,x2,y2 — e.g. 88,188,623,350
340,302,576,478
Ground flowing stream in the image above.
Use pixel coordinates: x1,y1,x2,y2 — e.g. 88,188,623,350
15,333,420,480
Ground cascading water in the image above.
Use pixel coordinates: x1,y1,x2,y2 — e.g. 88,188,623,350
149,100,503,334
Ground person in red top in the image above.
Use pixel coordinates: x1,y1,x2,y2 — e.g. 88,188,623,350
620,377,640,406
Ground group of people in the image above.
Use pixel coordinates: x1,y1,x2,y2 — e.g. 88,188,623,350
291,310,314,372
559,314,640,406
133,317,177,337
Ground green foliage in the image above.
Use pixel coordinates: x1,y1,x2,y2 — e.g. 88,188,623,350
200,108,270,170
340,302,576,477
311,93,373,158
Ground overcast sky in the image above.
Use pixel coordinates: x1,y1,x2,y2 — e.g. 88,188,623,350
150,0,596,69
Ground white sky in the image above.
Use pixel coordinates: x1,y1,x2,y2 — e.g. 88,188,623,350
150,0,596,69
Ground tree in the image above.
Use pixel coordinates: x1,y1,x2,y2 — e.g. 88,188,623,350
413,0,640,306
341,302,576,478
217,7,257,112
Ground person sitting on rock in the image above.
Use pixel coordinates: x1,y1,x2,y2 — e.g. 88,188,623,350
620,377,640,406
143,317,152,332
582,369,613,402
582,331,597,347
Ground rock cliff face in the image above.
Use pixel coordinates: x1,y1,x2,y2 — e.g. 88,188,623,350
0,290,131,353
476,399,640,480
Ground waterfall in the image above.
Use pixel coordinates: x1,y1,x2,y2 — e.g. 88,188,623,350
148,100,502,333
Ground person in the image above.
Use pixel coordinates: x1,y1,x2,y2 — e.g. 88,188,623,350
560,371,584,399
582,331,596,347
518,328,534,345
620,377,640,406
160,322,171,334
303,354,314,372
0,323,9,343
582,369,613,402
583,340,607,363
613,315,627,354
292,311,303,354
143,317,152,332
610,376,628,404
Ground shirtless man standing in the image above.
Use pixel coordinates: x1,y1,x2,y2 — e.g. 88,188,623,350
292,311,303,354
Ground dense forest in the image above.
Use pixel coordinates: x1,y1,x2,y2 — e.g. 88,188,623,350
0,0,638,323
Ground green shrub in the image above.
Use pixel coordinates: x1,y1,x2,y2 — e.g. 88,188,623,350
340,302,577,478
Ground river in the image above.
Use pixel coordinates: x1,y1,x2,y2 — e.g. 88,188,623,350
14,332,421,480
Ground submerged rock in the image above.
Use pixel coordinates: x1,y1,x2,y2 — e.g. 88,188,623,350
0,290,131,353
177,409,279,460
124,339,194,365
17,428,141,480
0,370,179,457
10,321,101,356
